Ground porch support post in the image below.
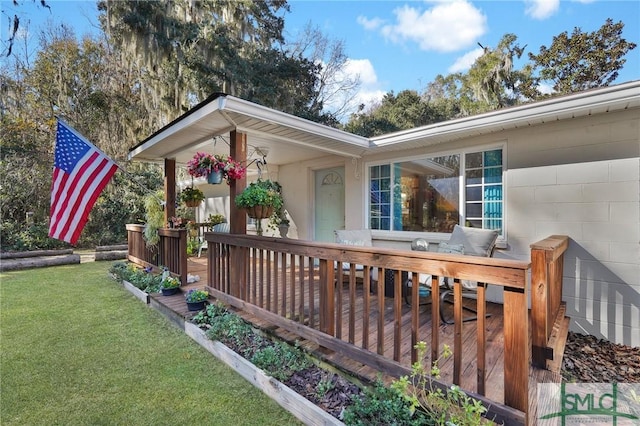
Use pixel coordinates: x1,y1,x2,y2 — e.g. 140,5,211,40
164,158,176,226
229,130,247,298
503,283,529,420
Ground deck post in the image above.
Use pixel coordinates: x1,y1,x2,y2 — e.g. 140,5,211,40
164,158,176,225
503,284,529,420
318,259,335,336
229,130,247,298
530,235,569,368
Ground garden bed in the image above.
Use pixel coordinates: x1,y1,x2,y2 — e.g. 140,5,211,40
185,322,346,426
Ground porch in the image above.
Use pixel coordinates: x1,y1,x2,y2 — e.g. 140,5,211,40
127,225,569,426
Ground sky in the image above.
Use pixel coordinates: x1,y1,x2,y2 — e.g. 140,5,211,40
3,0,639,118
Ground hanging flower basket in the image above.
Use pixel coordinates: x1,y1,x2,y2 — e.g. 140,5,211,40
207,170,223,184
187,152,246,185
246,205,274,219
184,200,201,207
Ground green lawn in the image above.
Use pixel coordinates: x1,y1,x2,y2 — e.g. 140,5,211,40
0,262,301,425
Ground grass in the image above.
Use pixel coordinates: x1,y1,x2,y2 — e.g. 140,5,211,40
0,262,302,425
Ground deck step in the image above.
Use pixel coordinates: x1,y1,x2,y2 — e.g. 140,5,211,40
545,302,570,375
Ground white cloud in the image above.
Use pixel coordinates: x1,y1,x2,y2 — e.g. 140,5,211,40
324,59,386,120
448,47,485,73
344,59,379,86
362,0,487,52
524,0,560,20
356,15,385,31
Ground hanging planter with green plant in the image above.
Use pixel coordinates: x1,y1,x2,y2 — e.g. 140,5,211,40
235,179,283,219
180,186,205,207
235,179,283,235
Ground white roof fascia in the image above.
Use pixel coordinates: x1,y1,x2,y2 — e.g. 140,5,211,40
221,96,371,148
371,81,640,147
128,97,227,160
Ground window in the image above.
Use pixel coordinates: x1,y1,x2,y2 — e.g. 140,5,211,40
368,148,503,234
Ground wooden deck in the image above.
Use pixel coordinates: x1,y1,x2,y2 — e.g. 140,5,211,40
133,231,571,426
167,256,554,413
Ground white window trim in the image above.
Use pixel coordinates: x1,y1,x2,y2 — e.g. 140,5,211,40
364,142,507,245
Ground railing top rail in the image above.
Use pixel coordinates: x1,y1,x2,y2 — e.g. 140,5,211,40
530,235,569,263
126,224,145,231
206,233,530,289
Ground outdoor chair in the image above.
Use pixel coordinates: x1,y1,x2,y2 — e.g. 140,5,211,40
198,222,230,257
334,229,373,283
404,225,499,324
334,229,406,298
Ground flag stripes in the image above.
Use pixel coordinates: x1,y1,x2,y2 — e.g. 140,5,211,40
49,120,118,244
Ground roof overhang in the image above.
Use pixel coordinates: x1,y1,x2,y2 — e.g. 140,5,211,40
128,94,370,165
129,80,640,165
368,80,640,153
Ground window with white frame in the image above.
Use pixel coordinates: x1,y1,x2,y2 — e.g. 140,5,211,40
368,148,503,234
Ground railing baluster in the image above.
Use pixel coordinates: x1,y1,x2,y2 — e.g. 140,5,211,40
453,278,462,386
477,282,487,396
394,269,402,362
377,267,385,356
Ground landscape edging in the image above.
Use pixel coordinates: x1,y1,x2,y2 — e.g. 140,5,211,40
119,281,344,426
184,322,345,426
122,280,150,304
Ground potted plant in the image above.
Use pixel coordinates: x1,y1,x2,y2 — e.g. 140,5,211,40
180,187,205,207
235,179,283,219
206,213,226,229
161,276,181,296
187,152,246,185
185,288,209,311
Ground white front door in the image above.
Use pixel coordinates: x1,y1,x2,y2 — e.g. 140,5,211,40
314,167,345,242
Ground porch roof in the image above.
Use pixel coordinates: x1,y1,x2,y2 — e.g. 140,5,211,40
128,93,370,166
129,80,640,163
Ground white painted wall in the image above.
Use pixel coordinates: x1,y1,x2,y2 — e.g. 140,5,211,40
355,108,640,345
245,108,640,345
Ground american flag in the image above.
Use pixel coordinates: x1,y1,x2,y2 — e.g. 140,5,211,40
49,119,118,244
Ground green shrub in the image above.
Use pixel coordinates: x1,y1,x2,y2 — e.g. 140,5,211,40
108,261,163,293
0,221,68,251
250,341,312,382
343,379,428,425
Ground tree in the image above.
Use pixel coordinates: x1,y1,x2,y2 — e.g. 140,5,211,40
98,0,328,123
345,90,440,137
458,34,530,114
527,19,637,95
287,23,361,124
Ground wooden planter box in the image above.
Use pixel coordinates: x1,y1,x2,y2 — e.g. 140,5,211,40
184,322,344,426
122,280,150,304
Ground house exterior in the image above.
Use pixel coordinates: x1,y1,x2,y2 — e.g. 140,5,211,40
130,80,640,347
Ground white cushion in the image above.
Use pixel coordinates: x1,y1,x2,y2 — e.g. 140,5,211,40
447,225,498,257
335,229,372,247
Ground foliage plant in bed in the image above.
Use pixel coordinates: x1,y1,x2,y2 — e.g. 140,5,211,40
109,261,163,293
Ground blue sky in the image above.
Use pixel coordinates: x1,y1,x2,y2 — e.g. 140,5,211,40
4,0,639,117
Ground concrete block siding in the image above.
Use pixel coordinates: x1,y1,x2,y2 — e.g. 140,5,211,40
507,157,639,346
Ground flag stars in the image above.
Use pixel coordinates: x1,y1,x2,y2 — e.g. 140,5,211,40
54,123,90,173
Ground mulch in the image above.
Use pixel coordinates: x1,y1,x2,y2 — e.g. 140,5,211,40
561,332,640,383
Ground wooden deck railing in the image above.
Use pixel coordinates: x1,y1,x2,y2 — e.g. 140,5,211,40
126,224,188,285
205,233,531,425
530,235,569,368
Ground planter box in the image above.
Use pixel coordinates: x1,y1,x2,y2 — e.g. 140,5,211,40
184,322,344,426
122,280,150,304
